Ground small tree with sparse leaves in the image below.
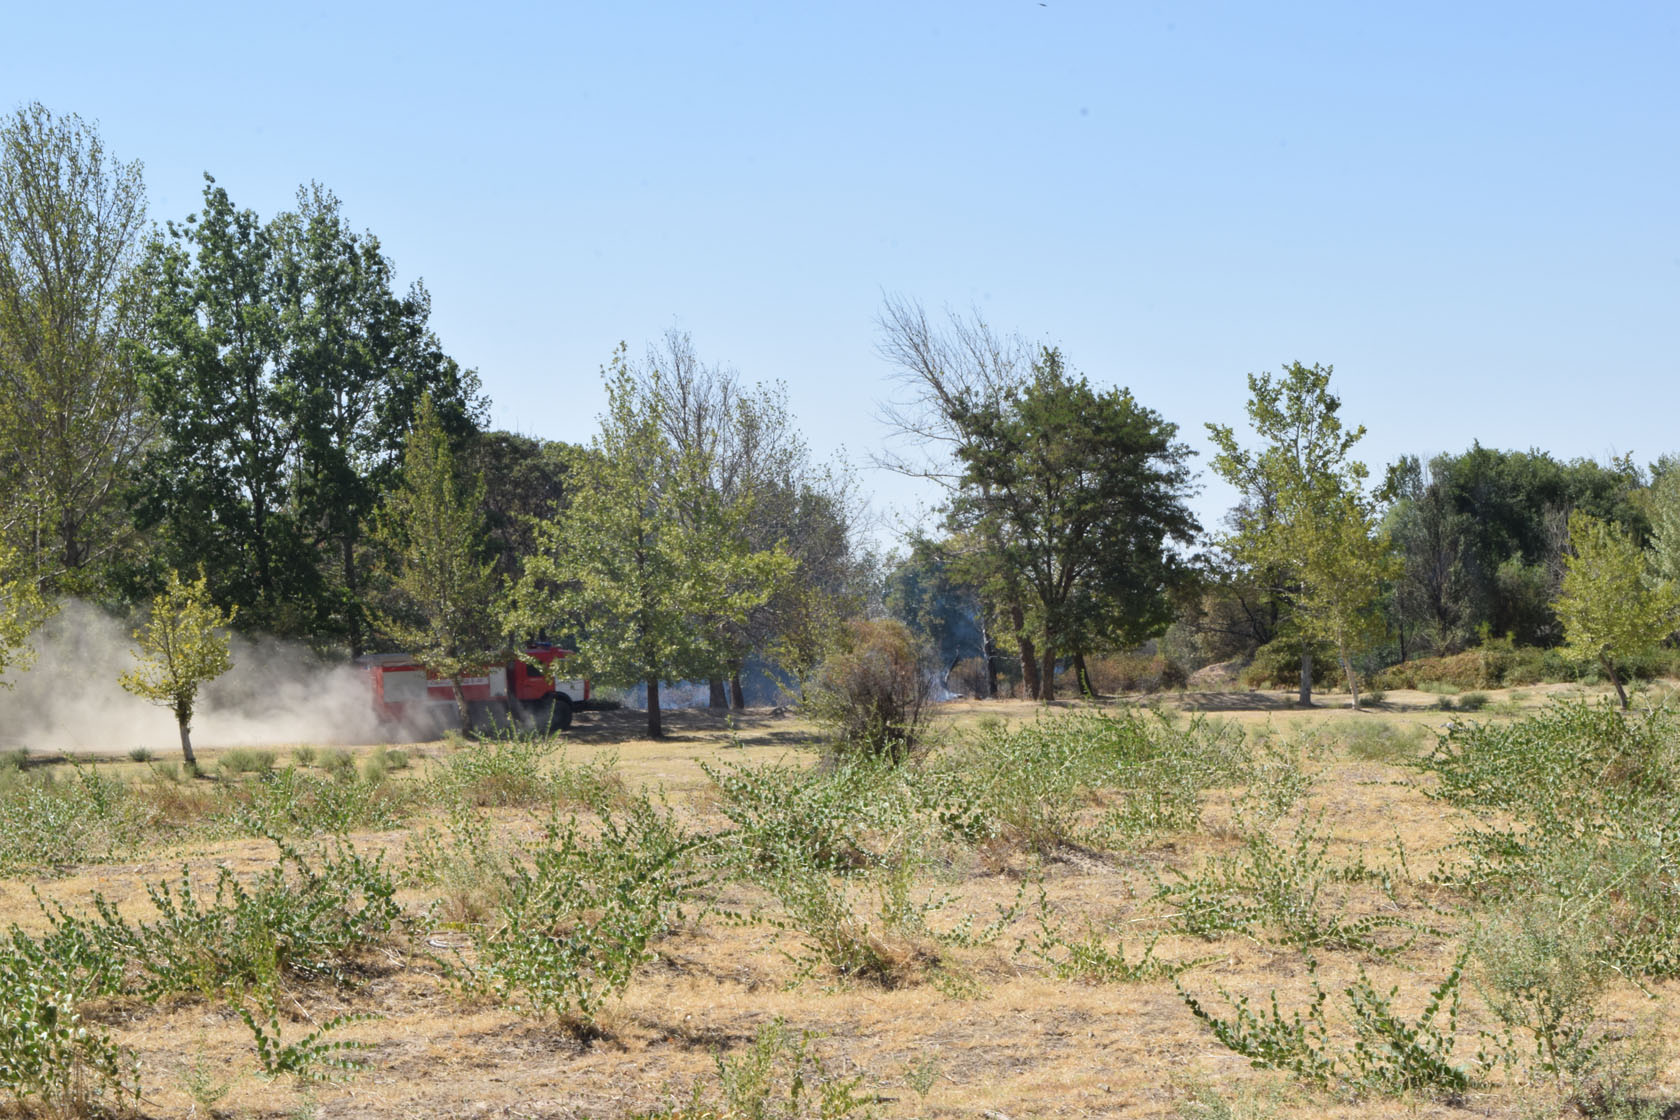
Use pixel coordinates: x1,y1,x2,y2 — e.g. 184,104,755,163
1554,511,1680,710
119,570,235,767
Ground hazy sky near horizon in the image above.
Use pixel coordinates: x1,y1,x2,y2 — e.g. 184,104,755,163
10,2,1677,543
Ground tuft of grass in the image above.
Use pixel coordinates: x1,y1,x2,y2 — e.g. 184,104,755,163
292,745,319,768
634,1018,878,1120
1456,691,1491,712
128,746,155,763
219,748,277,778
1341,719,1428,763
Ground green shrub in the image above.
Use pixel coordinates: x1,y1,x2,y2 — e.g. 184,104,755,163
241,1005,376,1083
1241,640,1336,690
292,745,319,768
1156,814,1423,954
219,748,276,777
1457,691,1490,712
444,793,705,1026
1425,701,1680,977
39,838,402,1003
1083,652,1188,695
803,619,935,765
128,746,154,763
636,1019,878,1119
428,731,559,808
1179,953,1474,1096
0,931,138,1112
0,765,153,874
1340,720,1426,763
223,768,408,837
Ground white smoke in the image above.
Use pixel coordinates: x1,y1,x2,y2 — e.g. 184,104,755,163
0,600,386,755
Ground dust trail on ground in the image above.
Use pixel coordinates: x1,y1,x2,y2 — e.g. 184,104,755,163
0,600,384,754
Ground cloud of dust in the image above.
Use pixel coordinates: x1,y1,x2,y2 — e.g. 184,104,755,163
0,600,385,755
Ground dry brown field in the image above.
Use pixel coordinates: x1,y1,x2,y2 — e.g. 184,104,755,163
4,681,1678,1120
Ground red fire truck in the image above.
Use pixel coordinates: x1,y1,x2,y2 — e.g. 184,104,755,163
358,644,589,735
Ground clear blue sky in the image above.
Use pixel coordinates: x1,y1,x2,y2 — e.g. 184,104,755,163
11,2,1678,543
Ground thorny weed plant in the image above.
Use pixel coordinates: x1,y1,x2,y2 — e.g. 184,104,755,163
241,1005,380,1083
0,929,139,1115
442,788,713,1028
35,836,401,1004
637,1017,879,1120
1154,812,1429,956
1423,699,1680,979
1178,951,1478,1098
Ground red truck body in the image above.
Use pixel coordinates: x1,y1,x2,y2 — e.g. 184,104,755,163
357,645,589,734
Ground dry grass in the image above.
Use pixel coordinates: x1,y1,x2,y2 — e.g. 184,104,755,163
4,686,1678,1118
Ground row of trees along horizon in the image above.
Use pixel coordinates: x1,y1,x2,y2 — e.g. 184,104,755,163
4,102,1680,742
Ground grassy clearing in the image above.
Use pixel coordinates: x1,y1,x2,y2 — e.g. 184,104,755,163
0,686,1677,1117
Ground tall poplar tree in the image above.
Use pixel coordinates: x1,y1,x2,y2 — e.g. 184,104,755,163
0,103,153,591
1208,362,1390,708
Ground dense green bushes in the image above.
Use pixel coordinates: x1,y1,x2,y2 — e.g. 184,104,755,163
1374,638,1680,691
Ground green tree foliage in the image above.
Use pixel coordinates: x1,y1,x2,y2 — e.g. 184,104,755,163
471,430,571,583
373,396,501,731
1381,446,1646,652
952,347,1198,701
0,542,50,686
1208,362,1389,708
520,348,791,738
1554,511,1680,709
632,331,820,707
875,296,1047,699
884,535,987,692
1647,457,1680,591
141,177,481,647
119,569,235,766
0,102,152,593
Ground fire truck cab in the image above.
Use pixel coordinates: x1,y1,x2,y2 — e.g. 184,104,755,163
358,644,589,735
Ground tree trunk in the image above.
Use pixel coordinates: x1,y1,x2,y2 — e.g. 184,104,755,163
1605,658,1629,710
1340,645,1361,711
708,676,727,709
1040,646,1057,704
1073,652,1093,699
177,716,196,769
1013,600,1040,699
1298,647,1313,707
983,630,1000,699
647,677,664,738
344,533,363,658
730,670,746,710
451,677,474,734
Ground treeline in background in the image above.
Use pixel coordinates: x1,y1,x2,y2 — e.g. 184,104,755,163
4,102,1678,743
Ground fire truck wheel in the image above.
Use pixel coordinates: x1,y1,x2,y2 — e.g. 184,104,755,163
548,693,574,733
